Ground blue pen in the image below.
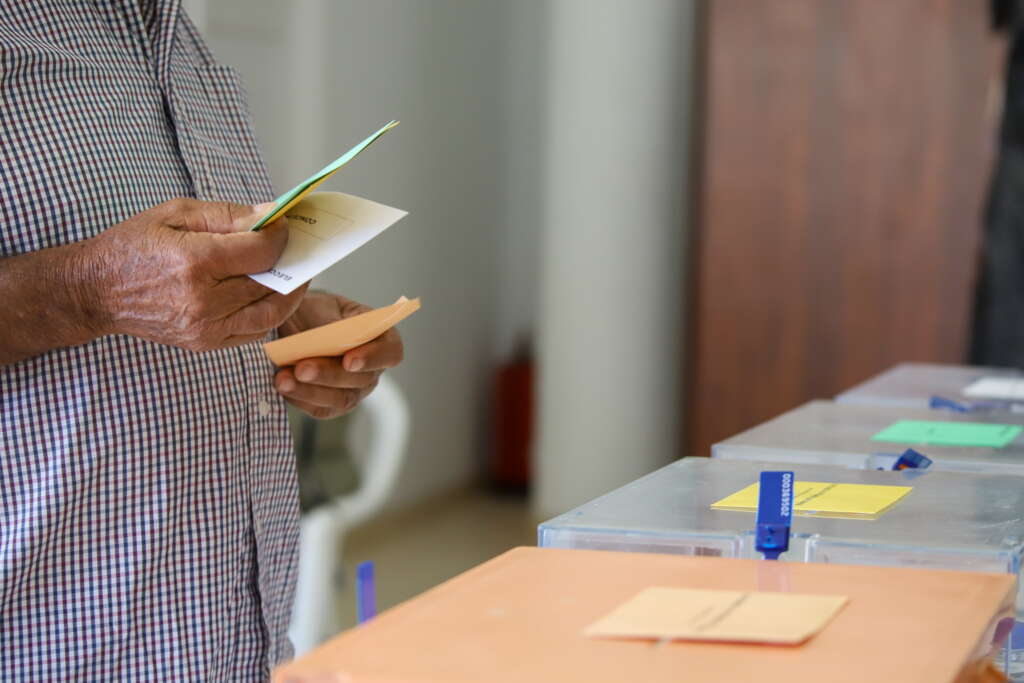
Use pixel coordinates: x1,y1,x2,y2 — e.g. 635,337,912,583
356,561,377,624
755,471,793,561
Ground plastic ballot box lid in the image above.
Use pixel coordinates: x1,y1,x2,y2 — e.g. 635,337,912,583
836,362,1024,412
712,399,1024,475
538,458,1024,578
274,547,1015,683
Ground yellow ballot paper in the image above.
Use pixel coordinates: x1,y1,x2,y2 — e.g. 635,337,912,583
250,120,399,231
710,480,912,519
264,296,420,366
585,587,848,645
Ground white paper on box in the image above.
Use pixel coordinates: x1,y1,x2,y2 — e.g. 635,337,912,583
249,191,407,294
962,377,1024,402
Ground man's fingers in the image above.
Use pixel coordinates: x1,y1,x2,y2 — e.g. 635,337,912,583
247,202,278,229
220,285,308,336
281,395,343,420
275,368,371,411
164,197,289,277
163,198,273,234
209,275,280,312
292,357,380,389
341,328,404,372
201,219,290,277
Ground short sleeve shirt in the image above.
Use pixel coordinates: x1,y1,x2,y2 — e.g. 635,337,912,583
0,2,298,679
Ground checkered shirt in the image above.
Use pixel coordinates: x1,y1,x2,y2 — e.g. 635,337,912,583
0,1,298,679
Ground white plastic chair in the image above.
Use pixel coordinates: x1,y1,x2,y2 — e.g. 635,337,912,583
288,374,411,654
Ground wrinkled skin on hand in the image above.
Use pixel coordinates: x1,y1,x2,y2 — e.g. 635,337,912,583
86,198,308,351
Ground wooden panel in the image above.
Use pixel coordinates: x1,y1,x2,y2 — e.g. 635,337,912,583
687,0,1002,456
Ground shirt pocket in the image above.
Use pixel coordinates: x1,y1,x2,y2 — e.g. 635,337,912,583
0,33,173,254
169,63,274,205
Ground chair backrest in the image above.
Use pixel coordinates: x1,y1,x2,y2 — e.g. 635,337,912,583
330,372,411,528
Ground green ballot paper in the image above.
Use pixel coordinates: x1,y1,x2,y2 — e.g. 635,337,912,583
249,120,399,231
871,419,1023,448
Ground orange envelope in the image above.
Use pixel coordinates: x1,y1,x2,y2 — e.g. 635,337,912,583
263,296,420,367
274,547,1015,683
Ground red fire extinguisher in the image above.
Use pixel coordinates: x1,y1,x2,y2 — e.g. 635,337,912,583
491,344,533,492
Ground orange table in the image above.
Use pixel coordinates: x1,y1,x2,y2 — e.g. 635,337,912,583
275,547,1015,683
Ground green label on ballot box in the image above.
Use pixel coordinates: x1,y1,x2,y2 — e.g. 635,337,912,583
871,419,1022,449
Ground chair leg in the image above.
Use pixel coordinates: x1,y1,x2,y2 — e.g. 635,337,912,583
298,414,317,460
289,507,342,655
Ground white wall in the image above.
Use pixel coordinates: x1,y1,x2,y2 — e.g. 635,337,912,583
533,0,695,518
491,1,548,361
492,1,696,520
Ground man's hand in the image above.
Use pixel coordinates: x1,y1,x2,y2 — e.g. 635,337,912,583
82,198,308,351
274,292,404,419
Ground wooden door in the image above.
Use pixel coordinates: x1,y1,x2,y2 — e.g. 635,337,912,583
687,0,1003,456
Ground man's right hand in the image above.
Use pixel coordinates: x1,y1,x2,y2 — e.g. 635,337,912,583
78,198,307,352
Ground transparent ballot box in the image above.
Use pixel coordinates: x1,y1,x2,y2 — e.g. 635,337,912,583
836,362,1024,412
712,399,1024,475
538,457,1024,570
538,457,1024,675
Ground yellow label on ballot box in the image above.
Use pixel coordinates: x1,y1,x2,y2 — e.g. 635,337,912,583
711,481,912,519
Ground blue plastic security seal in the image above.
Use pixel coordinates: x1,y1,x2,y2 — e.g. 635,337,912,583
356,560,377,624
929,395,999,413
929,395,973,413
892,448,932,471
756,470,793,561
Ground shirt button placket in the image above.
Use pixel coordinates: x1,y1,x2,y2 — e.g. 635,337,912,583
256,399,272,417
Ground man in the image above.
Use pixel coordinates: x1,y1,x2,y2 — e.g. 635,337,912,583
0,1,403,679
972,0,1024,366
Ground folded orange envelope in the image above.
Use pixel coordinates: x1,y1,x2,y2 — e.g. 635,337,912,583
263,296,420,366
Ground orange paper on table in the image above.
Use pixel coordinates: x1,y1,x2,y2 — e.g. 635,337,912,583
263,296,420,366
274,547,1015,683
585,586,847,645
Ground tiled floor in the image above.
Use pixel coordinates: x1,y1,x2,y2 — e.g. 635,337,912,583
331,487,537,630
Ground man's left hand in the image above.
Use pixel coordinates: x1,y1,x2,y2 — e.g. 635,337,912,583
274,292,404,419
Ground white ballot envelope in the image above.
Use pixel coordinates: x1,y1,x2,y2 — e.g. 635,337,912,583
249,191,407,294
